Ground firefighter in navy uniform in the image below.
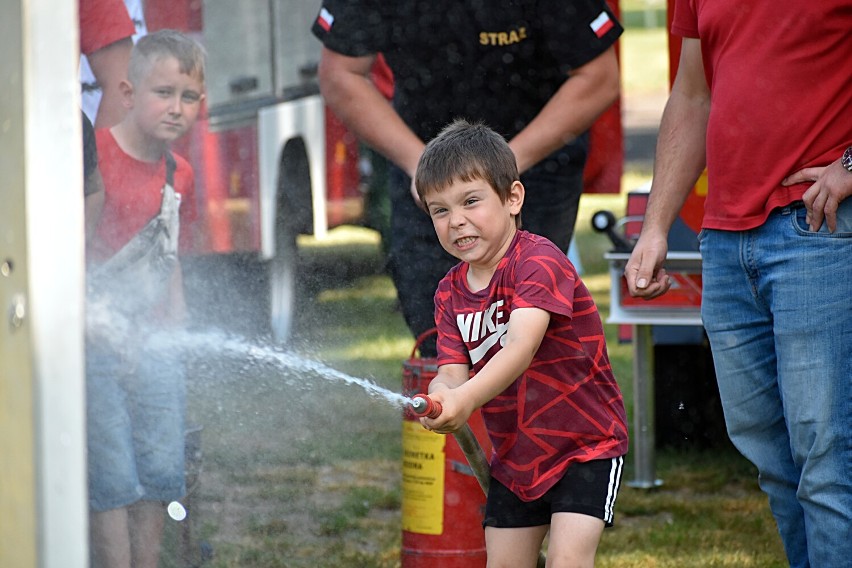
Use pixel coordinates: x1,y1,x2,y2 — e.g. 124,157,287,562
312,0,622,355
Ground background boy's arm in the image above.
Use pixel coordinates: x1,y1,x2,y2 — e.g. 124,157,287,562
165,262,188,326
84,171,105,245
423,307,550,434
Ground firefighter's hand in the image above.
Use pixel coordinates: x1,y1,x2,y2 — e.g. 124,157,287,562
624,233,672,300
783,159,852,233
420,389,473,435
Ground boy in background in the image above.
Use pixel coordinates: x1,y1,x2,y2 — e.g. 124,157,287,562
87,29,205,568
416,120,628,568
82,110,105,242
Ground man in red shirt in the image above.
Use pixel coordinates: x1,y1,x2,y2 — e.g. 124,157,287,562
79,0,135,128
625,1,851,565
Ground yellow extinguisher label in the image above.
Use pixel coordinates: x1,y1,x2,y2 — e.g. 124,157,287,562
401,420,446,535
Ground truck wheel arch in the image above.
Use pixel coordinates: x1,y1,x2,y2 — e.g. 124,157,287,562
275,136,314,237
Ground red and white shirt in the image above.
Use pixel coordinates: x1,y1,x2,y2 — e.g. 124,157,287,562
91,128,197,261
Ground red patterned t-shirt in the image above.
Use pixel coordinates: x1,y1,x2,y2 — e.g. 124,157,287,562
435,230,628,501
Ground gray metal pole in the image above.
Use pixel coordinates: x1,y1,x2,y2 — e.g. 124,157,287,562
0,0,88,565
627,324,663,488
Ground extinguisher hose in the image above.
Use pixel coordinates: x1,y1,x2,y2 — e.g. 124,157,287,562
453,424,547,568
452,424,491,495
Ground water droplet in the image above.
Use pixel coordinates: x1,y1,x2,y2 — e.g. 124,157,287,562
167,501,187,521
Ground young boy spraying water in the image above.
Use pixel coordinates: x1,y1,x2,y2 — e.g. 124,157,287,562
416,120,628,568
86,29,205,568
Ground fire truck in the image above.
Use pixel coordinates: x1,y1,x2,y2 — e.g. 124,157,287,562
141,0,624,343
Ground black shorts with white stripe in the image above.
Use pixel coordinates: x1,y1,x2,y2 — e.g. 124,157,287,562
483,456,625,528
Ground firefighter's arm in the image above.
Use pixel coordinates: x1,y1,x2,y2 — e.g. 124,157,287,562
624,37,710,300
508,46,619,174
423,307,549,434
317,47,425,180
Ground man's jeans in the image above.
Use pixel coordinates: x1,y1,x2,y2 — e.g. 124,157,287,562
699,200,852,568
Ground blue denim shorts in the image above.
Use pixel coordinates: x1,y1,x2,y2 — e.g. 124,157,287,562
86,343,186,512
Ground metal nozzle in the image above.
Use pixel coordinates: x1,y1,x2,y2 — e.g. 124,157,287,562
409,395,442,419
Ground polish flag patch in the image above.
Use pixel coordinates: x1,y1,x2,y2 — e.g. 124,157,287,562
317,7,334,32
590,11,614,38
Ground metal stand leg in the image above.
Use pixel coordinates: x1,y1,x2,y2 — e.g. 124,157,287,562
627,324,663,488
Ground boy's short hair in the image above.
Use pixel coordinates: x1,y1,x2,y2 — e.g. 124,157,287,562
416,119,520,207
129,29,207,85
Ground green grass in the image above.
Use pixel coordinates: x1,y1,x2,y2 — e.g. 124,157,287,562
157,24,789,568
619,0,668,30
164,211,786,567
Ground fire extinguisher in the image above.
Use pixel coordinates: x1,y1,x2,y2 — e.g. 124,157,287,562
401,330,489,568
